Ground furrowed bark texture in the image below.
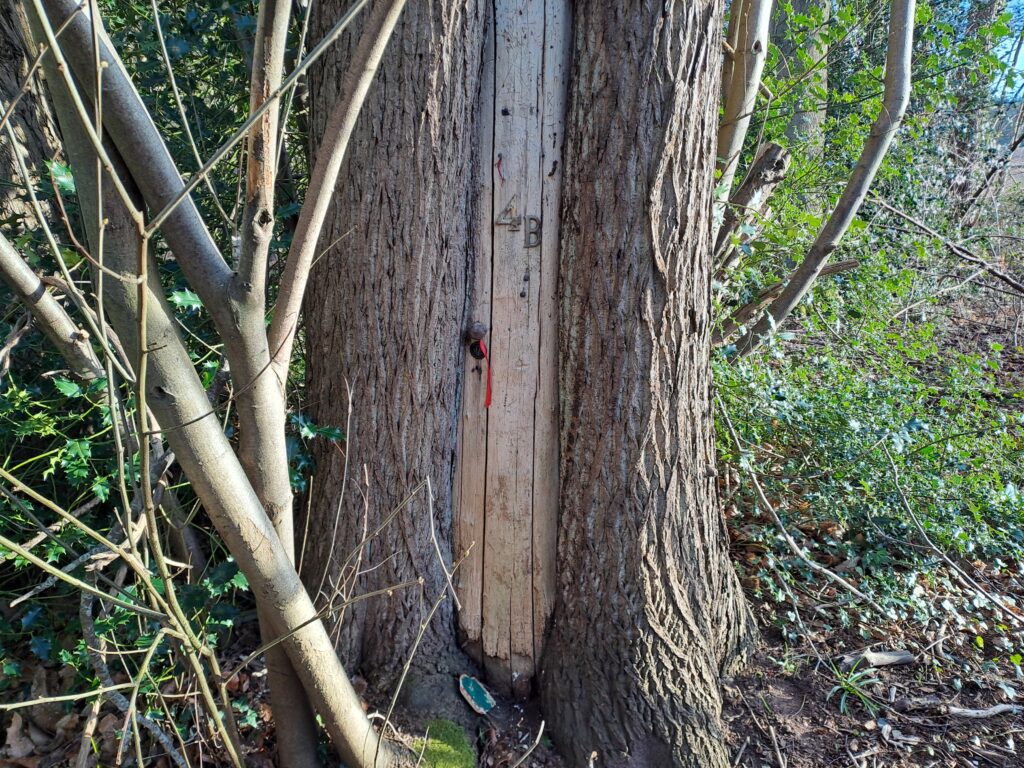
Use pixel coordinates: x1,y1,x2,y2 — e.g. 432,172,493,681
302,0,485,684
0,0,58,223
540,3,754,767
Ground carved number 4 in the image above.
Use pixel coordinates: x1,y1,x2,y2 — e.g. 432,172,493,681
495,197,522,231
496,196,542,248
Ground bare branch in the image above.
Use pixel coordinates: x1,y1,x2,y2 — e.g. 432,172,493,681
36,21,404,765
238,0,291,291
717,0,774,201
234,2,324,760
874,197,1024,296
714,258,859,346
36,0,233,309
146,0,376,235
735,0,915,356
269,0,408,377
0,230,103,379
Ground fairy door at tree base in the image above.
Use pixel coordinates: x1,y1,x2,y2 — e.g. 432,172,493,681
453,0,570,697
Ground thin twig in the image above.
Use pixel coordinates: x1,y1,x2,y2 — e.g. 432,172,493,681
510,721,546,768
79,589,188,768
874,198,1024,296
882,444,1019,622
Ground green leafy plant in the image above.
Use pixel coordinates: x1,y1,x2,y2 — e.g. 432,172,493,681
827,661,882,715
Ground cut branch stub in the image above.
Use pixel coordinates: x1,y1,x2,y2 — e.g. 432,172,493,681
715,142,791,269
466,321,489,341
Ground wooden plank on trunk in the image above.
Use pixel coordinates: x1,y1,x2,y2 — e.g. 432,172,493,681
532,0,569,670
483,0,544,696
453,5,496,662
455,0,567,696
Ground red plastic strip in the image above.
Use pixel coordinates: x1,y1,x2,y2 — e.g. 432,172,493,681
479,340,492,408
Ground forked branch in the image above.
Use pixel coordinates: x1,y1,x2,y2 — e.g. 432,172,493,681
269,0,407,377
717,0,774,201
734,0,915,356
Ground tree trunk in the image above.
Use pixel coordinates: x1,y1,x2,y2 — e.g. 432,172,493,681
0,0,59,222
303,1,753,763
771,0,829,152
539,3,753,766
301,0,486,694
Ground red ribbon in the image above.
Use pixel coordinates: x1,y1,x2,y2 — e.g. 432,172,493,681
479,340,492,408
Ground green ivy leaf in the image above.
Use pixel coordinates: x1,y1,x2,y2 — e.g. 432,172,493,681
169,289,202,310
47,160,76,194
53,378,82,398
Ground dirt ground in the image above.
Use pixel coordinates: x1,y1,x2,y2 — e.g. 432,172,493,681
722,605,1024,768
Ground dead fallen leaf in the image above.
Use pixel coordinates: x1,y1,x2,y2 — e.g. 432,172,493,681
2,715,35,759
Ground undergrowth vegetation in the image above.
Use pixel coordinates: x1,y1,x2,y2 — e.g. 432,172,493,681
2,0,1024,765
713,0,1024,650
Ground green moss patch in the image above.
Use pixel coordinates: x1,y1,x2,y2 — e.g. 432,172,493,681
412,719,475,768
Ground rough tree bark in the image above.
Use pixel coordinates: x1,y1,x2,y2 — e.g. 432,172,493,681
304,0,754,764
539,3,754,766
301,0,486,699
0,0,58,222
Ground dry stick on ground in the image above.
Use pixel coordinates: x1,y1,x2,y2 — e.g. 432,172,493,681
717,0,775,203
895,697,1024,718
882,445,1021,623
873,198,1024,297
509,722,547,768
768,724,787,768
716,393,886,613
735,0,916,357
947,704,1024,719
838,648,914,670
